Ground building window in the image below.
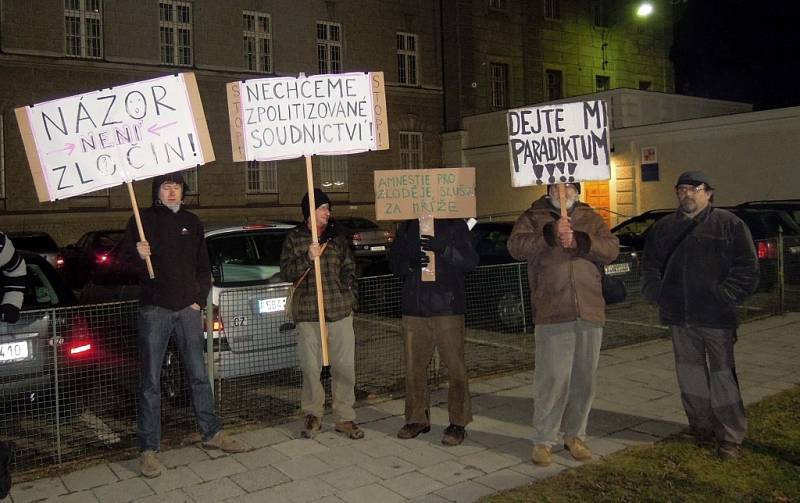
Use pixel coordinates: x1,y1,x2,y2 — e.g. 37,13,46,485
546,69,563,100
396,32,418,86
490,63,509,109
595,75,611,92
243,11,272,73
489,0,508,10
64,0,103,59
591,0,608,27
544,0,560,19
317,21,342,74
639,80,652,91
159,0,193,66
317,156,348,192
183,167,198,194
247,161,278,193
399,132,423,170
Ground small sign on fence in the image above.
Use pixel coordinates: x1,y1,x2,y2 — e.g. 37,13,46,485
373,167,476,221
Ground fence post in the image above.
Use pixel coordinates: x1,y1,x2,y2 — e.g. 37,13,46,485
777,229,785,315
51,310,63,465
206,289,215,397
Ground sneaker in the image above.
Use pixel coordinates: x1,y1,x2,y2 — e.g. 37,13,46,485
718,441,742,460
564,437,592,461
441,424,466,446
302,415,322,439
139,450,162,478
202,431,247,453
335,421,365,440
397,422,431,439
531,444,552,466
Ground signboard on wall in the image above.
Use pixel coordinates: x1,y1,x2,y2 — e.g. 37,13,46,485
374,167,476,221
227,72,389,161
507,100,611,187
15,73,214,202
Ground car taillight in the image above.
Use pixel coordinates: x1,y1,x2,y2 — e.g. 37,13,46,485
384,231,394,242
56,255,65,269
757,241,777,259
69,343,92,355
203,306,223,332
350,232,362,241
66,316,95,359
96,253,110,265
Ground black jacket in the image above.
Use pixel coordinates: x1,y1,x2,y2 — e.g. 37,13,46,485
641,206,759,329
122,204,211,310
388,219,479,317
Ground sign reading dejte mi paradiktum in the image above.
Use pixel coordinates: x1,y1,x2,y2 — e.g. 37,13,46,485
15,73,214,202
227,72,389,161
374,168,476,221
507,100,610,187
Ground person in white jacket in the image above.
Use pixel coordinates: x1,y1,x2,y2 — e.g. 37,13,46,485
0,232,26,324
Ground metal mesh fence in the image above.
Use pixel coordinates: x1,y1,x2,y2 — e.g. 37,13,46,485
2,236,798,473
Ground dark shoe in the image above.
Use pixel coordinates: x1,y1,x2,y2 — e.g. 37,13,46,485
335,421,364,440
397,423,431,439
718,441,742,460
685,428,715,447
0,441,13,499
301,415,322,439
441,424,466,446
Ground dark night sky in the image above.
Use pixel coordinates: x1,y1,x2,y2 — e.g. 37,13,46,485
671,1,798,110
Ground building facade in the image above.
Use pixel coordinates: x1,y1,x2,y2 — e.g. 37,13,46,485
0,0,673,244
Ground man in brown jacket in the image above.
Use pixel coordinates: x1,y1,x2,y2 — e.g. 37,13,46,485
508,182,618,467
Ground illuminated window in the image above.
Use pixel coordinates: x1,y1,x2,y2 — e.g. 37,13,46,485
64,0,103,59
159,1,193,66
243,11,272,72
247,161,278,193
396,32,418,85
317,21,342,74
316,156,348,192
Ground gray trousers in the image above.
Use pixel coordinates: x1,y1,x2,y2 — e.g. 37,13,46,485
402,315,472,427
296,315,356,422
532,320,602,447
670,326,746,444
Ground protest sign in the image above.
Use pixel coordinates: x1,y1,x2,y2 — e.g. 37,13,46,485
373,167,476,221
15,73,214,202
227,71,389,161
507,100,610,187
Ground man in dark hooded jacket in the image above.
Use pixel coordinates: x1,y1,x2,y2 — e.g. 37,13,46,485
388,218,478,446
122,172,245,478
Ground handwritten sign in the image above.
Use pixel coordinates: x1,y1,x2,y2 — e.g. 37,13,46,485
507,100,610,187
15,73,214,202
374,168,476,221
228,72,389,161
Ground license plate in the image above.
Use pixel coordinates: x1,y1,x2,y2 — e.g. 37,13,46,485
370,245,386,251
605,262,631,275
0,341,30,363
257,297,286,314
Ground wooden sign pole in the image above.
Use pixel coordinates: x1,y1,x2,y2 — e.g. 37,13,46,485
305,155,330,366
558,183,568,219
126,181,155,279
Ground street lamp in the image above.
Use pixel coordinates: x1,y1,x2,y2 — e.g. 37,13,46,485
637,2,654,17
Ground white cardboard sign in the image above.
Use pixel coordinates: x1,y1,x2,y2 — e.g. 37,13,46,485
15,73,214,202
229,72,389,161
507,100,611,187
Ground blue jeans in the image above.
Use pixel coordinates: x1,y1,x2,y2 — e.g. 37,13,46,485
137,305,220,452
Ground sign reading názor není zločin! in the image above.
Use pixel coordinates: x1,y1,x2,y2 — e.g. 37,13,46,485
374,167,476,221
507,100,610,187
15,73,214,202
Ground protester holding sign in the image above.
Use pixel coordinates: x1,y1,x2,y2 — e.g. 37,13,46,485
388,218,478,445
508,183,618,467
280,189,362,440
121,173,246,478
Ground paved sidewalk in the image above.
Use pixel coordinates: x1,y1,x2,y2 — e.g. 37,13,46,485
8,313,800,503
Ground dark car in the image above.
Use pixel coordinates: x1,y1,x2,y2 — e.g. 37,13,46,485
6,231,61,269
611,207,800,290
336,217,394,257
60,229,125,289
0,252,100,405
736,199,800,227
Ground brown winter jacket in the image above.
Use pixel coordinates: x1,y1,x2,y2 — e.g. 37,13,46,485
507,195,619,326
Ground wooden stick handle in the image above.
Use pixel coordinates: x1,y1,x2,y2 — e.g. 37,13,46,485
305,155,330,366
558,183,568,218
127,181,155,279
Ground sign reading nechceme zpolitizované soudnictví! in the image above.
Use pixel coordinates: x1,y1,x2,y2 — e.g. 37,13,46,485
507,100,610,187
15,73,214,202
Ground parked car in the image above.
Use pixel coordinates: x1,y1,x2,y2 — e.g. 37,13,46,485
6,231,61,269
335,217,394,256
79,222,299,382
736,199,800,227
0,252,100,405
60,230,125,289
611,207,800,290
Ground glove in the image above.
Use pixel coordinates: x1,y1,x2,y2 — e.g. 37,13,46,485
420,234,447,254
409,250,430,271
0,304,20,324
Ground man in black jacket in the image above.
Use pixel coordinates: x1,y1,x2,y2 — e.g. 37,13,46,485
123,173,245,478
389,218,478,445
641,170,759,460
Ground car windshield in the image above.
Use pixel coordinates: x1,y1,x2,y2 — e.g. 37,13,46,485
208,230,288,285
96,231,124,249
22,263,62,309
9,235,58,252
